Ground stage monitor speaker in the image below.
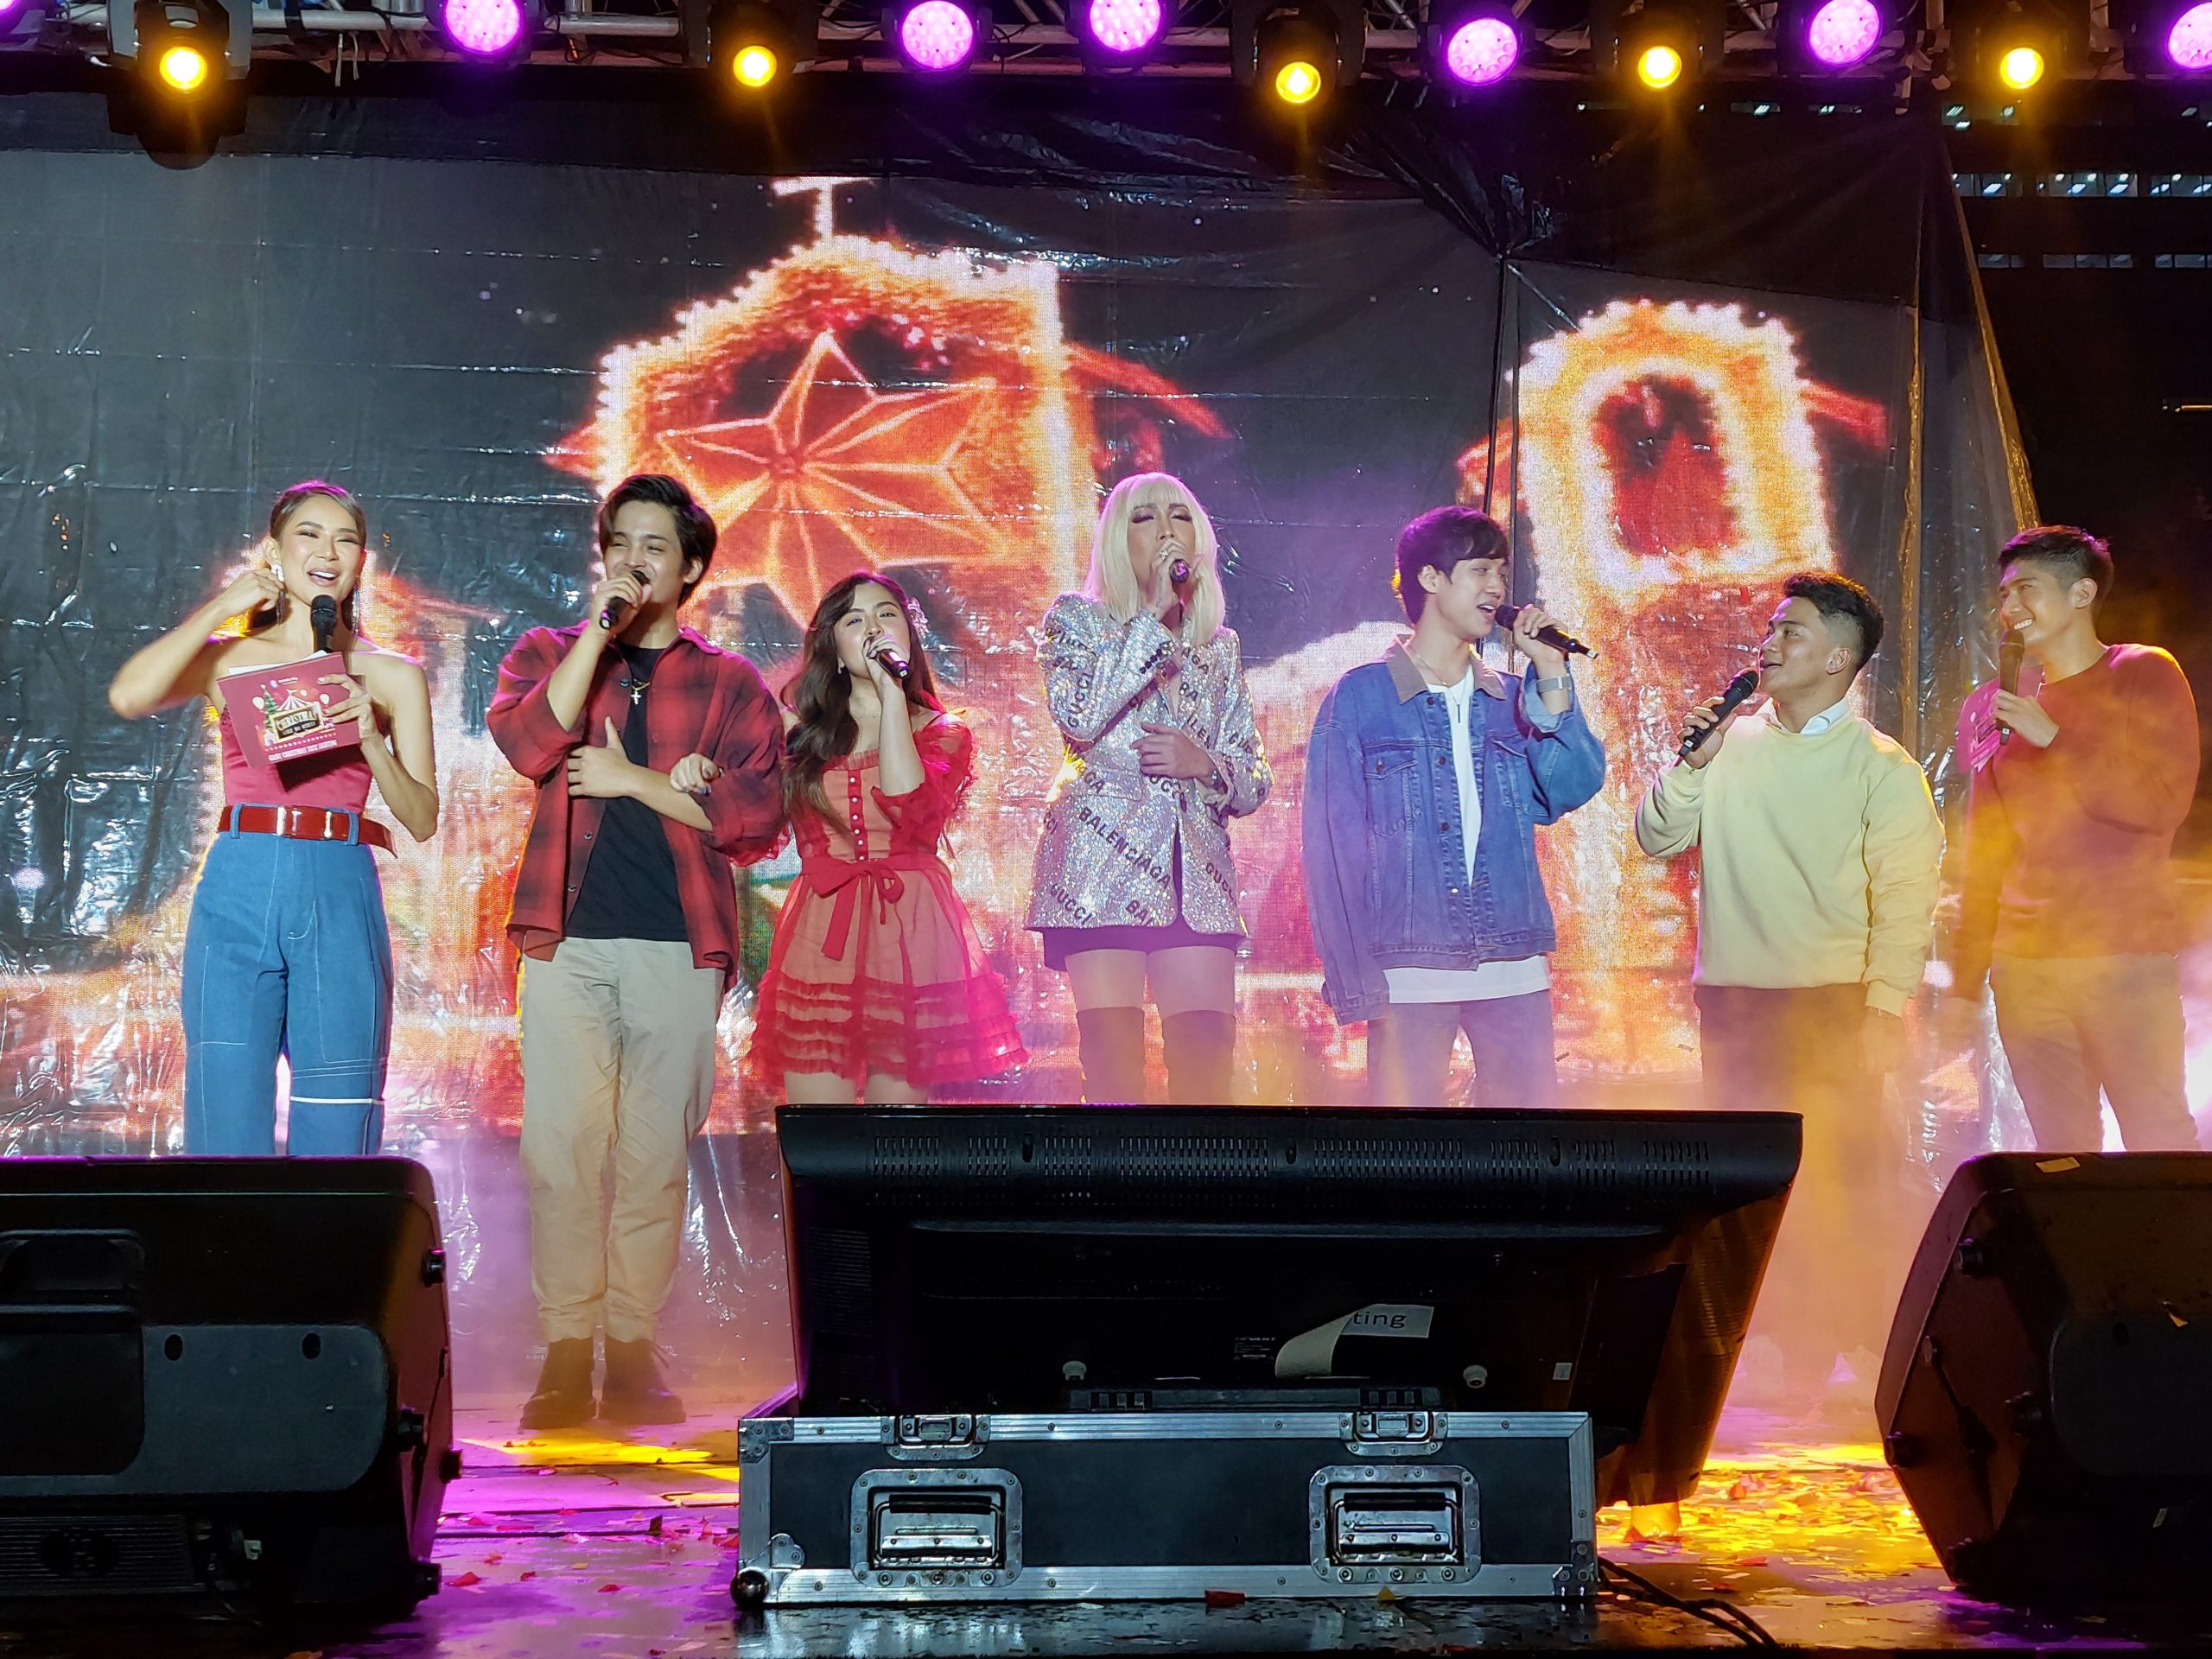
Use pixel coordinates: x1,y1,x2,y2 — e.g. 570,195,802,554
0,1157,455,1611
1877,1152,2212,1601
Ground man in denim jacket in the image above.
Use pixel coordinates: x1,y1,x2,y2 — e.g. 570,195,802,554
1302,507,1607,1106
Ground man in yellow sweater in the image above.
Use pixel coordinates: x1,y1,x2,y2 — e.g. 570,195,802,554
1636,572,1943,1410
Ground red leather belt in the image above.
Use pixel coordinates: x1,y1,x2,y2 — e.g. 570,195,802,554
219,804,392,854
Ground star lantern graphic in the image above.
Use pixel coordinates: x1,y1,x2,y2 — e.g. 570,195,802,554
658,330,999,620
565,230,1104,634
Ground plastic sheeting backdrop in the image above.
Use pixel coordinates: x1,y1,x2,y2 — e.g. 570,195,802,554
0,98,2044,1388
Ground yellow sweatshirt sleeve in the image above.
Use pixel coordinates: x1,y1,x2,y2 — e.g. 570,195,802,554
1635,760,1706,858
1860,753,1946,1014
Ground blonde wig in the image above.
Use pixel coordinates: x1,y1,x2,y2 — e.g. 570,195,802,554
1081,472,1228,643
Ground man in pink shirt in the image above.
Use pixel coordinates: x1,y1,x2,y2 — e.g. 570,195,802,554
1948,525,2203,1151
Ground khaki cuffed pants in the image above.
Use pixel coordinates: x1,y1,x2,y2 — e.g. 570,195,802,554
1992,952,2201,1153
519,938,721,1344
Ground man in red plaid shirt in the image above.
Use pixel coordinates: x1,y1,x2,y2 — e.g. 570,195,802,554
491,474,784,1431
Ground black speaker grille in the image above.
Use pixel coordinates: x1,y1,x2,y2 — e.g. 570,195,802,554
1113,1133,1273,1184
1307,1136,1471,1179
0,1515,197,1596
808,1227,874,1339
869,1134,943,1181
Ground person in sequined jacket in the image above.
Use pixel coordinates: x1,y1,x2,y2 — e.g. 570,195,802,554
1027,473,1271,1103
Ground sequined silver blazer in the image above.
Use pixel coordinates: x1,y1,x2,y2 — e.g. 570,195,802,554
1026,593,1271,936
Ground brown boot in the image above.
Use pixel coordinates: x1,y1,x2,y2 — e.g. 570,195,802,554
519,1338,596,1431
601,1338,686,1426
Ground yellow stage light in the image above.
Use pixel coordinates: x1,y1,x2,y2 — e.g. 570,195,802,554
1274,56,1323,102
1636,41,1684,87
732,41,780,86
157,42,211,91
1998,42,2046,88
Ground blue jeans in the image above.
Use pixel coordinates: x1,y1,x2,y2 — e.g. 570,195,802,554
1366,991,1558,1108
181,822,394,1155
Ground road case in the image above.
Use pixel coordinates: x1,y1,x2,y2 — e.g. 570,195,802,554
734,1408,1599,1607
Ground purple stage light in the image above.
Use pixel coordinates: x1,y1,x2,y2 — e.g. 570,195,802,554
896,0,979,70
1084,0,1166,54
1805,0,1882,67
2172,2,2212,71
1442,15,1519,85
442,0,527,55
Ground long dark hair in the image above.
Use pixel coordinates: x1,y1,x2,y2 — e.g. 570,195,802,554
783,570,944,826
245,480,369,638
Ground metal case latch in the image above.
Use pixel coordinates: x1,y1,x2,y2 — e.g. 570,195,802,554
1345,1409,1447,1454
895,1414,977,1448
1353,1409,1433,1443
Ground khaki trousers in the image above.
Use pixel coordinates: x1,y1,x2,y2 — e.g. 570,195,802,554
519,938,721,1344
1992,952,2201,1153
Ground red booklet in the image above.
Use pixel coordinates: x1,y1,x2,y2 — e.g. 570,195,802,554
219,652,363,767
1956,658,2044,775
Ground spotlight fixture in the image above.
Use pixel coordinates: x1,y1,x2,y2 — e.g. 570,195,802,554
1997,40,2045,83
2118,0,2212,73
732,41,778,83
695,0,818,86
157,37,207,86
2170,0,2212,67
1230,0,1363,106
433,0,531,59
886,0,988,72
1264,16,1331,101
1777,0,1887,72
1427,0,1521,90
1949,0,2083,93
108,0,250,91
1591,0,1722,90
1636,39,1682,83
1071,0,1173,64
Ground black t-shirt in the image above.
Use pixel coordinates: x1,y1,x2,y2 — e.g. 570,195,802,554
563,645,689,944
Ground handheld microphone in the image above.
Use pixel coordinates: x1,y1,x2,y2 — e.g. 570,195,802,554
1679,668,1761,760
599,569,648,632
310,594,338,655
1494,603,1594,659
870,638,911,681
1169,558,1192,588
1997,630,2024,745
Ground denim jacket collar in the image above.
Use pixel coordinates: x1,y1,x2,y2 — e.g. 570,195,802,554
1300,639,1611,1023
1385,639,1511,705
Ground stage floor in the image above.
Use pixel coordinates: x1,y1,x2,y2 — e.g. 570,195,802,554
10,1402,2210,1656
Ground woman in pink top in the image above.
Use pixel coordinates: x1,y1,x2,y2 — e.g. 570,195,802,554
108,481,439,1154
